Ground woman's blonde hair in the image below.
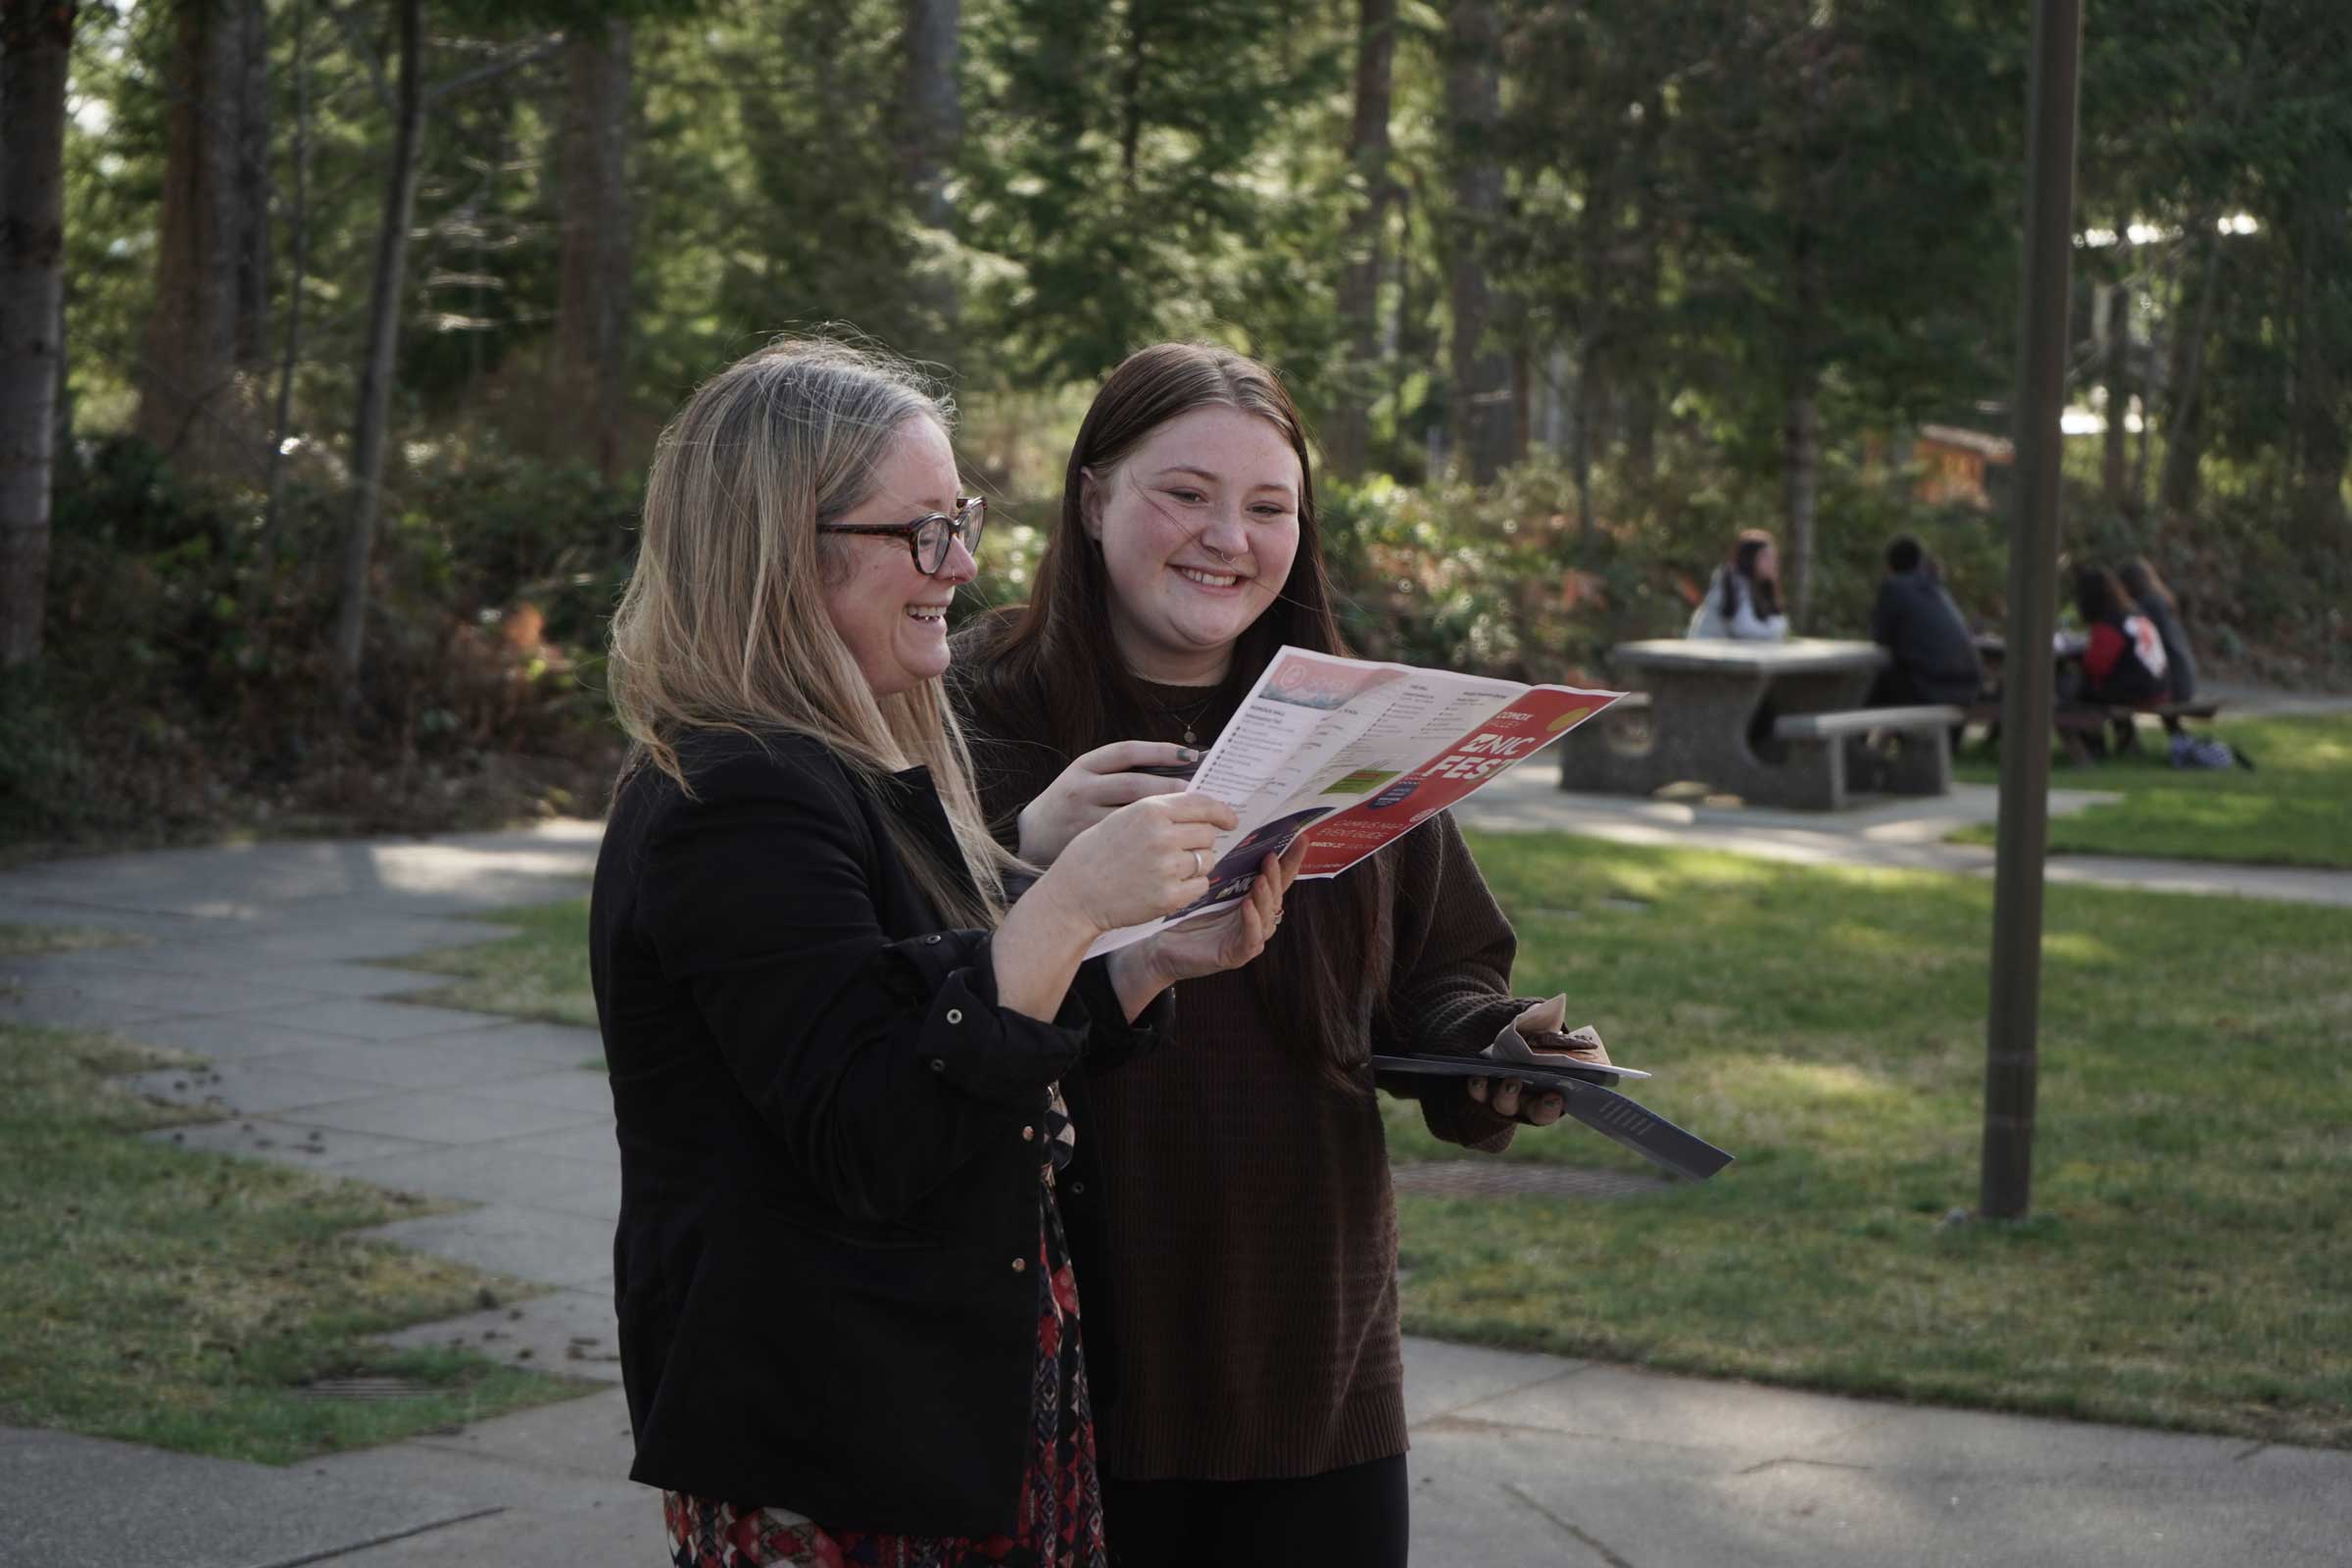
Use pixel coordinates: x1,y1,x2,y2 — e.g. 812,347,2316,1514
609,336,1016,925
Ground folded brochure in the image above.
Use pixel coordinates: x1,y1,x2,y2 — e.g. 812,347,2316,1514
1371,997,1735,1183
1085,648,1628,957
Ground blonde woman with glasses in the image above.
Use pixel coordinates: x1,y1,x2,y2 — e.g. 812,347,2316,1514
593,338,1298,1568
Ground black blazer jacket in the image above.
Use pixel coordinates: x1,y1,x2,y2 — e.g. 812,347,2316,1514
589,729,1159,1537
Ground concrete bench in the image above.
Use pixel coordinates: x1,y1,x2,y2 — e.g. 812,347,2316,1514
1770,704,1962,809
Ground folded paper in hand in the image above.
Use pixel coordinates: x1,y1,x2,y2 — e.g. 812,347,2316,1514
1370,995,1736,1182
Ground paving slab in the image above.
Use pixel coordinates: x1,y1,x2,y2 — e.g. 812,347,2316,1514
410,1385,641,1477
471,1068,618,1115
357,1204,614,1288
112,1011,373,1062
121,1059,390,1117
241,1039,571,1092
143,1117,446,1170
296,1088,609,1145
1400,1336,1589,1428
373,1285,623,1384
1451,1361,1891,1458
398,1021,609,1070
332,1143,619,1219
1399,1349,2352,1568
296,1498,667,1568
0,985,178,1031
497,1120,621,1164
3,967,325,1016
310,1436,643,1514
230,997,519,1042
0,1427,492,1568
241,960,465,1000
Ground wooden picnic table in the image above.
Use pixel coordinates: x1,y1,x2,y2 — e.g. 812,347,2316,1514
1559,638,1902,808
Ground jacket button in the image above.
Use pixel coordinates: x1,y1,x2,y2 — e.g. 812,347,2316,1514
930,1058,947,1073
1069,1180,1086,1196
947,1008,963,1025
1020,1125,1035,1142
925,934,943,945
1010,1256,1027,1273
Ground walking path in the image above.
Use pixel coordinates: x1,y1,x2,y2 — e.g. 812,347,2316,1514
1,803,2347,1565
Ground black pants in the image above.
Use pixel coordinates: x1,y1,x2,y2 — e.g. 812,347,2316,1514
1102,1455,1410,1568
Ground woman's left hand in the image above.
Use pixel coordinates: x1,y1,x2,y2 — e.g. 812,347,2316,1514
1135,835,1308,987
1466,1030,1605,1128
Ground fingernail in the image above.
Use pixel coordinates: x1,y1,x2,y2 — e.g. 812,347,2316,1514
1179,747,1200,762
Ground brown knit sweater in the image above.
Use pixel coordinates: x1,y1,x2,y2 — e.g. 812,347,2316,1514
956,673,1537,1482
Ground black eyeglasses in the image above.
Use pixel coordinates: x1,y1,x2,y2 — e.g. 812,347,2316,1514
817,496,986,576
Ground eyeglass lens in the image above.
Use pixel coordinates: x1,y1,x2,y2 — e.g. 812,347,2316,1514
918,500,985,574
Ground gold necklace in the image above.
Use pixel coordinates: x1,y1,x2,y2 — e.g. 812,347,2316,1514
1146,687,1220,747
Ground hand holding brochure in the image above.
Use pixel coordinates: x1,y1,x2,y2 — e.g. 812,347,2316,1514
1370,997,1736,1183
1084,648,1628,957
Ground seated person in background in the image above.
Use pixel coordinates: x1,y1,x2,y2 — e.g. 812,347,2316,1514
2072,564,2170,723
1866,535,1983,709
2118,557,2233,766
1687,529,1789,641
2117,557,2198,710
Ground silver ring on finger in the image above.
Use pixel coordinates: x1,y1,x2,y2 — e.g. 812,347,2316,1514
1191,850,1204,877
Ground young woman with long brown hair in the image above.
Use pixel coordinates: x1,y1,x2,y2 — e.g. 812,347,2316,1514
950,343,1598,1566
593,337,1299,1567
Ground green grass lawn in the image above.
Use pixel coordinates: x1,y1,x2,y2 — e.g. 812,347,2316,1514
417,840,2352,1448
390,897,597,1028
1950,710,2352,869
0,939,593,1462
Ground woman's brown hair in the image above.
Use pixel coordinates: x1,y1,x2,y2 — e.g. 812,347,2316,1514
957,343,1387,1084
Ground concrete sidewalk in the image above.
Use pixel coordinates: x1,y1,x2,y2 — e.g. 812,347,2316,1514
4,824,2349,1565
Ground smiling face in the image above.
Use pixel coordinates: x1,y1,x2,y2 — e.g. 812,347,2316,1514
820,416,973,699
1082,405,1302,684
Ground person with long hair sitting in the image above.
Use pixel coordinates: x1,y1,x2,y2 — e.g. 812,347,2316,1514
1687,528,1789,640
593,338,1298,1567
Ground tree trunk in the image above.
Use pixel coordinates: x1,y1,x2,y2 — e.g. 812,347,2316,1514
262,0,314,547
901,0,959,231
1621,88,1667,487
331,0,425,698
234,0,270,368
0,0,77,668
2289,206,2351,570
1784,372,1820,632
2157,229,2222,519
1326,0,1396,482
898,0,959,356
2100,278,2131,511
553,17,632,482
1443,0,1512,482
135,0,256,479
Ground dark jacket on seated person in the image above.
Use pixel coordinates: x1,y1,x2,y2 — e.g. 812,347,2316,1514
1869,567,1983,707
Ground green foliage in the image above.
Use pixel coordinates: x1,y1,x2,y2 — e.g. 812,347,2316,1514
13,435,619,849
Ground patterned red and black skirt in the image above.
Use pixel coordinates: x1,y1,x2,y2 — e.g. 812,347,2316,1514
664,1189,1104,1568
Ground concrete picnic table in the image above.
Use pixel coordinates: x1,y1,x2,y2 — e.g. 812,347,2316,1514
1559,637,1903,808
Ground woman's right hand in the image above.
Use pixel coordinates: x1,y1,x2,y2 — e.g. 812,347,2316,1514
1034,790,1238,934
1016,741,1201,864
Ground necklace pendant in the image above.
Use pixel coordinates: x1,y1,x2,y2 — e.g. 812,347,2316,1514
1183,726,1197,746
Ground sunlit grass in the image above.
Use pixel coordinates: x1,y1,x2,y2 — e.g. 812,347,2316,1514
386,896,597,1028
1951,712,2352,868
1375,832,2352,1446
405,841,2352,1447
0,1006,594,1462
